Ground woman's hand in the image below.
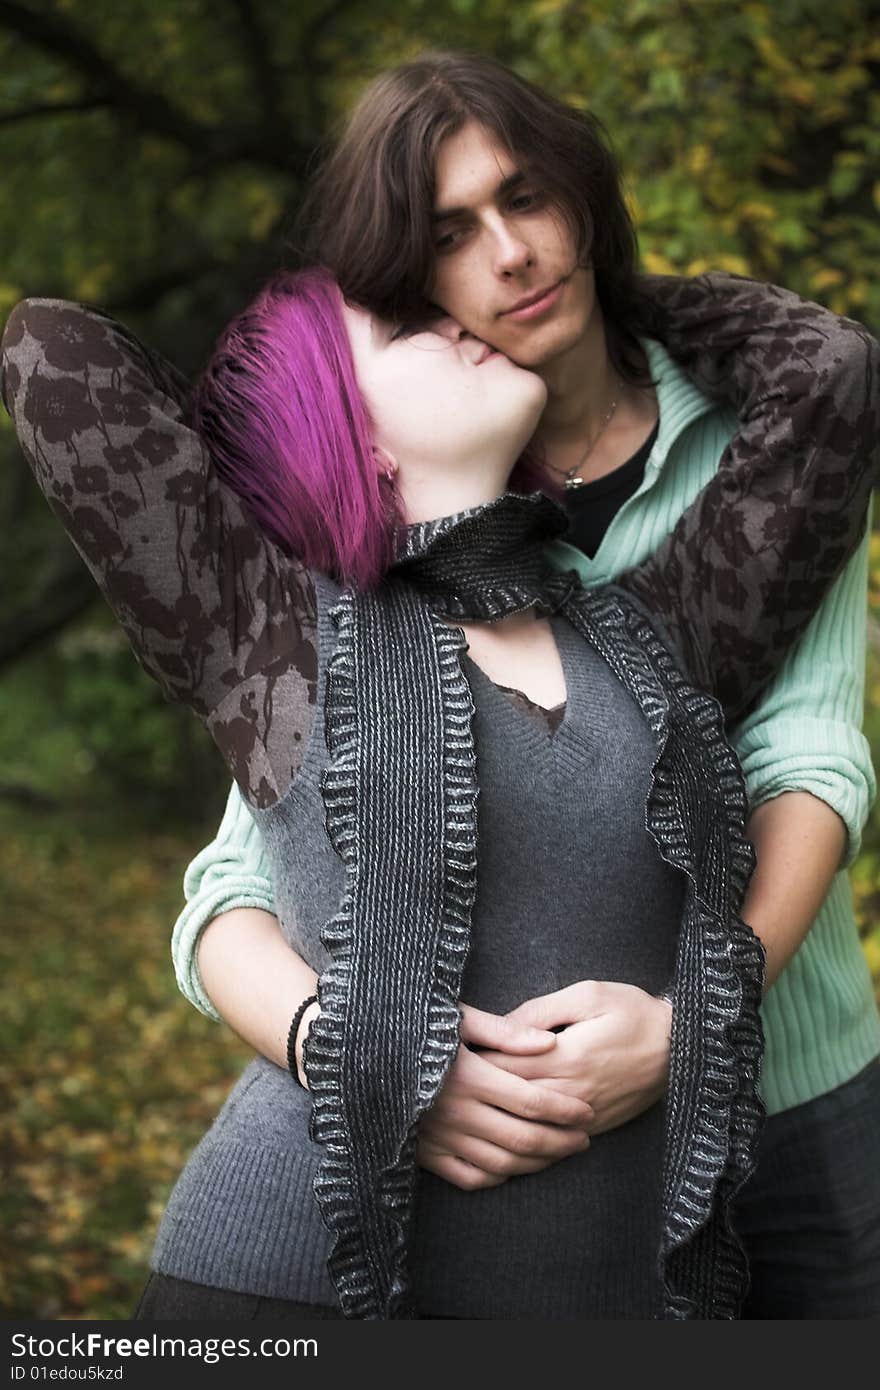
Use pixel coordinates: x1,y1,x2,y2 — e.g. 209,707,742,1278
416,1003,594,1191
479,981,672,1135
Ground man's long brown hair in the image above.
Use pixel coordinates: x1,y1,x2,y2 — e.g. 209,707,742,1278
294,50,653,384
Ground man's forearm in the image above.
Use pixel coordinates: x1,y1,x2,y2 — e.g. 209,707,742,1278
196,907,318,1074
740,790,848,993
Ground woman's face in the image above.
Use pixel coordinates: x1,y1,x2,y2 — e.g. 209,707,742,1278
341,301,547,507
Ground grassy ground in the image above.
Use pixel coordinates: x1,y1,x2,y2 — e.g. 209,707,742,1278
0,799,250,1319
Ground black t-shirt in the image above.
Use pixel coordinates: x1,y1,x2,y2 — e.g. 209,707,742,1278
563,421,660,559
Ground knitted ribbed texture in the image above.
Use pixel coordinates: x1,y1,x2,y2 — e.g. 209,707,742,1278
153,1134,333,1297
169,338,878,1115
580,587,763,1318
760,873,880,1112
305,492,764,1320
305,579,479,1319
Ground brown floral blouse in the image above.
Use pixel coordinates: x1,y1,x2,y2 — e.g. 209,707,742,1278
1,273,877,809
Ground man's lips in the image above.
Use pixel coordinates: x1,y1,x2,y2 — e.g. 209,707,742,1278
500,279,565,321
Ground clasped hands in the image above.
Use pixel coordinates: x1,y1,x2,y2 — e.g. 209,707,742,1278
417,981,673,1192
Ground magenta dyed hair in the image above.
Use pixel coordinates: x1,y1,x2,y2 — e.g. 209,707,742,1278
193,265,554,589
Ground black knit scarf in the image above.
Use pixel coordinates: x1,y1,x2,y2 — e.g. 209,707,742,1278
302,490,765,1320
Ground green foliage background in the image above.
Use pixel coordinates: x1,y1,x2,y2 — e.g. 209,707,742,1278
0,0,877,1318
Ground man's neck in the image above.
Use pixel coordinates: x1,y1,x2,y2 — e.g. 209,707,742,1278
535,309,658,485
537,307,615,436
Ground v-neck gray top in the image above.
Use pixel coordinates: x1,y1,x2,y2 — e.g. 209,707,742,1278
151,580,684,1318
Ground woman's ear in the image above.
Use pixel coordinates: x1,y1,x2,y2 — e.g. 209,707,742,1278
372,446,398,482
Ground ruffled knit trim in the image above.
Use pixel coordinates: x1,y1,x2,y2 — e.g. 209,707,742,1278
565,583,765,1319
394,492,569,622
304,583,479,1319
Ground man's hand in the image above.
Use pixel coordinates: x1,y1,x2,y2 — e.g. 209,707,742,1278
481,981,672,1135
417,1003,594,1191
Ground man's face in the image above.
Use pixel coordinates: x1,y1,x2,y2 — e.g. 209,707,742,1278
429,121,597,370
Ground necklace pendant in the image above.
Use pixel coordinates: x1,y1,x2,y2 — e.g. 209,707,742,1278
564,475,586,490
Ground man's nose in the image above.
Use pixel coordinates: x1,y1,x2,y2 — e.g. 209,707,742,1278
492,225,533,277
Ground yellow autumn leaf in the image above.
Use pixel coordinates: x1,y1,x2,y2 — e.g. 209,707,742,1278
0,282,23,316
78,1274,112,1296
810,268,845,290
782,76,816,105
862,935,880,977
72,266,114,302
641,250,679,275
688,145,712,176
714,254,752,276
752,33,792,75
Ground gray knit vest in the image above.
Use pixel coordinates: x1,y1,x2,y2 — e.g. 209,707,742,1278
151,569,686,1317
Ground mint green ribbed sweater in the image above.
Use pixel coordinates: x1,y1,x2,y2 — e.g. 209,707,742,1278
171,338,880,1116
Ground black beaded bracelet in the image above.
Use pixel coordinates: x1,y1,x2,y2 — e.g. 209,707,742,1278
287,994,318,1089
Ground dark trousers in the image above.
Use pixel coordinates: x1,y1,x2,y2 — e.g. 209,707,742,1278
733,1055,880,1319
134,1277,457,1319
134,1275,344,1319
135,1057,880,1321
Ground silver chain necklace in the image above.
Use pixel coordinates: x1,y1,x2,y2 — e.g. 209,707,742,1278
547,383,621,491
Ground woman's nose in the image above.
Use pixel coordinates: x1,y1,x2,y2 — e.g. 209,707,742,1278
430,315,468,343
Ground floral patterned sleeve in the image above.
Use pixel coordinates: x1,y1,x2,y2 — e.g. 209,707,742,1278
0,298,317,809
621,272,879,724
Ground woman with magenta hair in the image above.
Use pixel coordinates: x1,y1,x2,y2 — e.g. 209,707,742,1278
1,263,876,1319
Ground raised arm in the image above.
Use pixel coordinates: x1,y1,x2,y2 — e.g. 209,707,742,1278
625,272,879,723
0,299,318,806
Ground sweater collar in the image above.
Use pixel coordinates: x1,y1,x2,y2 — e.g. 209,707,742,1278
639,335,717,473
392,490,573,622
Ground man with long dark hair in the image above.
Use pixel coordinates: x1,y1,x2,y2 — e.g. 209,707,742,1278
177,50,880,1317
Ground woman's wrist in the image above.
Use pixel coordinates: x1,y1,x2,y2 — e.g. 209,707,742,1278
287,996,320,1089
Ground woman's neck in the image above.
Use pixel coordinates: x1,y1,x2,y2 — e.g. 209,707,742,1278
397,460,513,525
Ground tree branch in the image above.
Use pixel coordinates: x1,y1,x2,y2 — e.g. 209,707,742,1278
0,780,60,811
104,259,230,316
297,0,363,135
229,0,283,130
0,558,97,671
0,1,313,173
0,0,229,155
0,97,111,128
300,0,362,57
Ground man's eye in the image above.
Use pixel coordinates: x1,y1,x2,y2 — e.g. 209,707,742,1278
435,227,465,253
509,191,540,211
